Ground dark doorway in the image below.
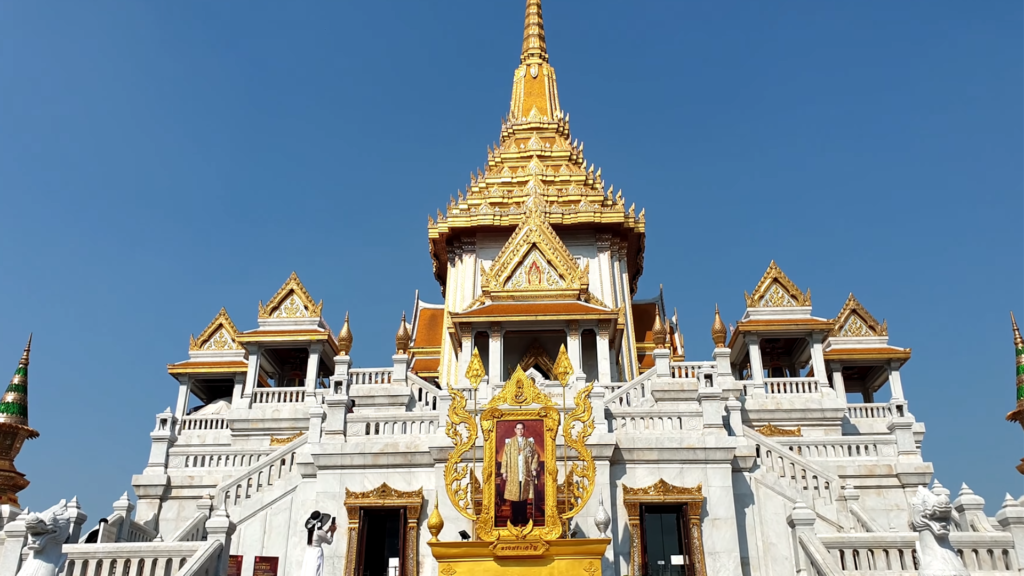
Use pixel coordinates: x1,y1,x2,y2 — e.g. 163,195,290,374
640,504,690,576
357,508,405,576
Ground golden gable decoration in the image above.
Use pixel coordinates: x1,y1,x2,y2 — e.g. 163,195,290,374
485,364,555,408
830,293,888,337
189,308,243,351
258,272,323,319
744,260,811,308
479,196,593,303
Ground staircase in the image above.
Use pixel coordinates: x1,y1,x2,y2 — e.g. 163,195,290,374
216,434,309,526
745,426,844,530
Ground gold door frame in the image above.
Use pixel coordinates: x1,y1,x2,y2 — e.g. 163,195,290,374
343,483,423,576
622,479,707,576
479,405,561,541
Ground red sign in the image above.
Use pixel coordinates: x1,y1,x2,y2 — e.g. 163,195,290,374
227,556,243,576
253,556,279,576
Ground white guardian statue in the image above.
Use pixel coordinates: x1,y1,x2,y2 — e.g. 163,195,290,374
17,500,70,576
910,486,969,576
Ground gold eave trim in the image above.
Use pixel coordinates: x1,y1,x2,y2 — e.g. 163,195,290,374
823,348,912,363
450,311,619,323
167,362,249,375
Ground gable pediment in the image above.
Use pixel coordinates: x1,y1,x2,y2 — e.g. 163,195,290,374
190,308,243,351
258,272,323,319
830,293,887,337
745,260,811,308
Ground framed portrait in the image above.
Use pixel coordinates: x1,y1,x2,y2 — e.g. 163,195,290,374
479,405,561,541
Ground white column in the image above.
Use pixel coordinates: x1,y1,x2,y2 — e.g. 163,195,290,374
393,353,409,385
787,501,817,576
596,234,613,305
609,240,623,309
489,323,503,386
567,321,582,376
174,375,192,421
597,321,612,383
461,237,477,311
829,362,846,401
242,345,261,401
332,355,352,395
808,333,828,386
305,343,322,394
746,335,764,383
887,362,905,400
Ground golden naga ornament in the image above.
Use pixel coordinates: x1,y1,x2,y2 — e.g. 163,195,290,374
444,379,479,521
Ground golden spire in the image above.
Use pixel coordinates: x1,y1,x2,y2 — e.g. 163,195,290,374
0,335,40,506
652,306,668,349
336,311,353,356
1007,311,1024,474
712,304,727,348
1013,311,1023,348
521,0,548,63
395,312,411,355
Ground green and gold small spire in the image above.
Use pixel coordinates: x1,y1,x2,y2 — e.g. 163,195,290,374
0,335,36,433
1007,312,1024,427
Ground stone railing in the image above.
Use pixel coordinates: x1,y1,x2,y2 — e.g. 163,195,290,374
764,377,821,395
604,368,657,408
669,361,714,380
845,403,893,420
125,519,157,543
769,436,899,461
60,541,209,576
251,387,306,405
610,410,703,434
179,414,229,432
347,413,439,438
817,532,1017,574
169,449,273,471
169,513,208,543
797,533,845,576
349,368,393,385
408,373,440,411
218,434,307,509
175,540,223,576
747,427,839,509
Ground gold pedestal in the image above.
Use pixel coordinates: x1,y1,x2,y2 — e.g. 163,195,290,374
429,538,610,576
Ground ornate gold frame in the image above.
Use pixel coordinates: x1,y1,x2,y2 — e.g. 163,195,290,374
621,479,707,576
479,404,561,541
343,483,423,576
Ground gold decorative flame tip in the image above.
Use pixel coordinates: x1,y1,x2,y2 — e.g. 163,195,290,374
427,499,444,542
1012,311,1023,348
711,304,727,348
19,334,31,366
395,311,411,355
552,343,574,386
465,347,486,389
337,311,353,355
652,305,668,349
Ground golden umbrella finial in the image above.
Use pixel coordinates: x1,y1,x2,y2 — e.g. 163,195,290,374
465,348,486,390
395,312,411,355
337,312,353,355
553,344,574,387
712,304,727,348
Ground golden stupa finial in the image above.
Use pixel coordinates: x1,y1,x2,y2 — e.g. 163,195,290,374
1007,311,1024,474
427,499,444,543
1012,311,1023,348
337,312,353,356
395,312,411,355
712,304,727,348
652,305,668,350
20,334,31,367
521,0,548,64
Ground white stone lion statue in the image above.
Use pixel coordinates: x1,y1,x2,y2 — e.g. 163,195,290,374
17,500,70,576
910,486,968,576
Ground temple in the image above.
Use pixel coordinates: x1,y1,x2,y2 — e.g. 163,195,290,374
1,2,1022,576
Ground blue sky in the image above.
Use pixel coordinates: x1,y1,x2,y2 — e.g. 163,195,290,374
1,1,1020,517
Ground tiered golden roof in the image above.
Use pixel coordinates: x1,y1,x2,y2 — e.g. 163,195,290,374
427,0,646,295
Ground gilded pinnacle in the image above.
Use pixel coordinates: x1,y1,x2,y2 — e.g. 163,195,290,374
652,306,668,350
1012,311,1023,348
20,334,31,367
521,0,548,63
337,312,353,356
395,312,411,355
712,304,728,349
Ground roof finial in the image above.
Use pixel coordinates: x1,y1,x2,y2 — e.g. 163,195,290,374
652,305,667,349
19,334,31,367
395,312,411,355
337,312,353,356
712,304,727,348
521,0,548,63
1012,311,1024,413
1012,311,1023,348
